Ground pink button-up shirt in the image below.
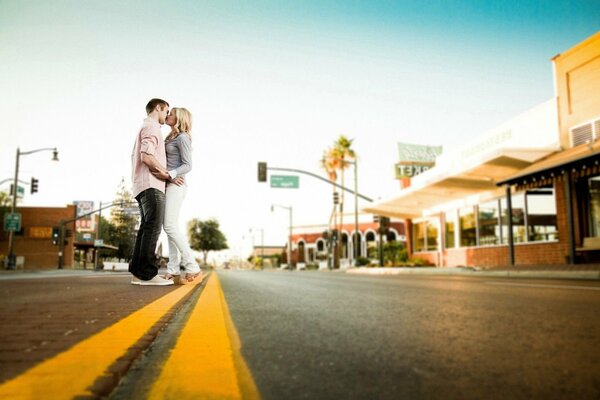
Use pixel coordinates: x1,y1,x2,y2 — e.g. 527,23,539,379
132,117,167,197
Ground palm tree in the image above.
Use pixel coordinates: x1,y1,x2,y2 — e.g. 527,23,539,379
321,136,356,267
334,136,356,263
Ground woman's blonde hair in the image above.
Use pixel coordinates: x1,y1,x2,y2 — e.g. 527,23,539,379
167,107,193,140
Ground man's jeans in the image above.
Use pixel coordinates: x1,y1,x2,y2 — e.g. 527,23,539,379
129,188,165,280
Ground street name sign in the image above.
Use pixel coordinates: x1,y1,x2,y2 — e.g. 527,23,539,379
270,175,299,189
4,213,21,232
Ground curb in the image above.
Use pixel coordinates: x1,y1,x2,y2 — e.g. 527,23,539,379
346,267,600,281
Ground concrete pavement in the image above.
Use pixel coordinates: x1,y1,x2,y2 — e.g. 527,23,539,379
346,266,600,280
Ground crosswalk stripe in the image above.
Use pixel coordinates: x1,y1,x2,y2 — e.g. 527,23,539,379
0,281,199,399
149,273,260,399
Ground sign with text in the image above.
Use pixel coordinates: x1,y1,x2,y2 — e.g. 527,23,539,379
396,142,442,179
4,213,21,232
74,201,95,232
397,142,442,163
29,226,52,239
395,162,435,179
270,175,299,189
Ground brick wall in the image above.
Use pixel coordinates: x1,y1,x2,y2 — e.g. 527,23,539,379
1,206,75,269
411,181,570,267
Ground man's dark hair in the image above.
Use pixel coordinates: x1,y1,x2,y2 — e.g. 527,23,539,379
146,98,169,115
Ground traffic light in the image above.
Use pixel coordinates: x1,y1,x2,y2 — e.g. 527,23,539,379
258,162,267,182
52,227,60,245
31,177,39,194
333,192,339,204
378,217,390,234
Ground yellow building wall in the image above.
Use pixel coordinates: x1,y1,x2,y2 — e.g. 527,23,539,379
553,31,600,149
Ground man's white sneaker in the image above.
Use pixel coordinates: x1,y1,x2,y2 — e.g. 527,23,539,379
138,275,174,286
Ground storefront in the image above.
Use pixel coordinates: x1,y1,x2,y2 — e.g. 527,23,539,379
363,31,600,268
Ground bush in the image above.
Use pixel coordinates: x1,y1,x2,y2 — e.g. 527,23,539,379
356,256,371,266
409,257,431,267
371,242,408,266
306,262,319,270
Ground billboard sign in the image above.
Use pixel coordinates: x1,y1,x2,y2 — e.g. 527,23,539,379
396,142,442,179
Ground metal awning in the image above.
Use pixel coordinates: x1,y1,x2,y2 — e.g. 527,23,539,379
363,146,559,219
497,141,600,187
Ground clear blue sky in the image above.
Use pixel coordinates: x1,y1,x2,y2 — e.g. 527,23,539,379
0,0,598,259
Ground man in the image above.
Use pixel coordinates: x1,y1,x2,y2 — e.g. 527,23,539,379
129,98,175,285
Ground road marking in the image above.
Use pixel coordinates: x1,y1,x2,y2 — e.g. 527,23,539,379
149,273,260,400
485,281,600,291
0,281,199,399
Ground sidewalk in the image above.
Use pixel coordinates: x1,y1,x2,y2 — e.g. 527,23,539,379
346,265,600,280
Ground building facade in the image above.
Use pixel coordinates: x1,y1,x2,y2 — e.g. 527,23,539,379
290,219,406,267
365,31,600,268
1,206,76,269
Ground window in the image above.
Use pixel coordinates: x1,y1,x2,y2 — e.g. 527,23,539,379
445,211,456,249
501,193,526,243
526,188,557,241
500,188,557,243
413,222,426,252
426,220,439,251
459,207,476,247
413,220,439,252
478,200,501,245
589,177,600,237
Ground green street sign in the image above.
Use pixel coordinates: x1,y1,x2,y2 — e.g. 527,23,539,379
270,175,299,189
4,213,21,232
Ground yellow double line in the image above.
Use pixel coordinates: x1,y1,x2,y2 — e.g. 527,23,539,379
0,274,259,399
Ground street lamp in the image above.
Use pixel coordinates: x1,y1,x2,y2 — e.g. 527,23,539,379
346,159,360,266
271,204,293,270
6,147,59,269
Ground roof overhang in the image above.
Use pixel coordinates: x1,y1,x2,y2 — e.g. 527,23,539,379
363,146,559,219
497,141,600,187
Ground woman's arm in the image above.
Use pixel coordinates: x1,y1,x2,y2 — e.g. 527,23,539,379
168,134,193,179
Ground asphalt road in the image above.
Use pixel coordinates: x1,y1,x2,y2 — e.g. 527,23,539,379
218,270,600,400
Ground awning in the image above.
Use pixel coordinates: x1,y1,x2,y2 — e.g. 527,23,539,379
497,141,600,188
363,146,558,219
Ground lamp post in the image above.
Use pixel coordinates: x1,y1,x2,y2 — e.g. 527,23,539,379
6,147,59,269
271,204,293,270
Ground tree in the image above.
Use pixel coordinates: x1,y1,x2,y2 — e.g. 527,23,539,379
188,218,228,266
0,191,11,241
107,179,139,259
320,135,356,268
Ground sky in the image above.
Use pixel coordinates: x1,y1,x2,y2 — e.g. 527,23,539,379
1,0,599,261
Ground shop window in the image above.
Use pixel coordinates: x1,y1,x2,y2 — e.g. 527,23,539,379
478,200,501,245
413,222,426,252
426,220,439,251
413,220,439,252
588,177,600,237
445,211,456,249
501,193,526,243
459,207,476,247
526,188,557,242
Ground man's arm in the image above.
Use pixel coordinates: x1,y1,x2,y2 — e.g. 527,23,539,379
141,152,169,180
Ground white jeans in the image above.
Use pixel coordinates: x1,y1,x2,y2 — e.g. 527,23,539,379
164,184,200,275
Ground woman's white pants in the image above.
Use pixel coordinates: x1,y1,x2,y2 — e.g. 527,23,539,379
164,184,200,275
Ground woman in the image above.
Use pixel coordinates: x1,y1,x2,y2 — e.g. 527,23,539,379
162,107,202,283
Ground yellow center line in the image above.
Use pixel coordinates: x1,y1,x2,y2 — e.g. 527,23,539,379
149,273,260,400
0,281,199,400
